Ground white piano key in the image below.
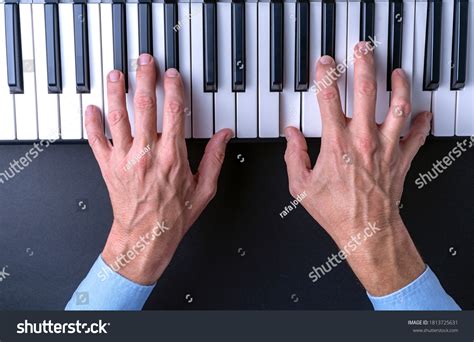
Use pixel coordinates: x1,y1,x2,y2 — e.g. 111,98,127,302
411,0,432,121
178,2,192,138
0,4,16,140
59,3,82,139
279,2,300,135
153,2,165,133
100,3,114,138
81,3,104,140
258,2,279,138
432,0,456,136
345,0,360,118
33,4,60,140
191,2,214,138
302,1,322,137
15,4,38,140
400,0,415,136
126,3,139,137
214,2,235,133
335,0,347,114
456,0,474,136
374,0,390,124
236,2,258,138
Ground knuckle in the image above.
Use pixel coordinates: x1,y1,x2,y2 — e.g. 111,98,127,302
134,93,156,112
88,134,105,149
356,135,378,154
210,150,226,166
203,183,218,199
107,109,127,126
357,79,377,97
288,181,303,199
165,99,184,116
320,87,338,101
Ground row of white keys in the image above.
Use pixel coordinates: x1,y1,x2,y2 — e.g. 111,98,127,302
411,0,431,122
152,3,165,133
191,2,213,138
236,2,258,138
178,2,192,138
101,3,114,138
0,4,16,140
59,3,82,139
81,3,104,140
215,1,235,133
258,2,279,138
16,3,37,140
279,2,300,136
432,0,456,136
126,3,139,136
302,1,322,137
456,0,474,136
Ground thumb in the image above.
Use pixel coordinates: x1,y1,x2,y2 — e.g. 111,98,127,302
195,129,233,200
284,127,311,196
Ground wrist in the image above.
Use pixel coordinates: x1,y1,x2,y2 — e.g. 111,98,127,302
332,217,425,296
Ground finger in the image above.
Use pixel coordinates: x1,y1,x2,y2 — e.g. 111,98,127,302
284,127,311,196
162,68,185,144
315,55,346,136
400,111,432,163
85,105,112,167
352,41,377,131
134,54,157,143
195,129,233,200
107,70,132,153
380,69,411,142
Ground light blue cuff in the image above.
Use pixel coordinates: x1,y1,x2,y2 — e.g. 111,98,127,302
65,255,155,311
367,265,461,311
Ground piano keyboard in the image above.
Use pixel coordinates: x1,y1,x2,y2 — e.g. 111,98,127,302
0,0,473,141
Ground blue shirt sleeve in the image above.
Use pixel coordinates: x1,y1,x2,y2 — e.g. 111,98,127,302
367,265,461,311
65,255,155,311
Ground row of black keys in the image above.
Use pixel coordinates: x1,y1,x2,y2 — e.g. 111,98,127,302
4,0,470,97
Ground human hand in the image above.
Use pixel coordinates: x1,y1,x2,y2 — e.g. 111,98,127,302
85,54,233,285
284,42,431,295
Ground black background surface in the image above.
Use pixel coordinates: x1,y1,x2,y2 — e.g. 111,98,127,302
0,138,472,310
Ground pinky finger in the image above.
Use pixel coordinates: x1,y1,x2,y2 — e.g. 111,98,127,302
400,111,432,164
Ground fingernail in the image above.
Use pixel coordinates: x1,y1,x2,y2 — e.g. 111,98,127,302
85,105,95,116
225,132,234,143
320,55,334,65
396,68,407,80
138,54,151,66
425,111,433,120
166,68,179,78
284,127,293,140
109,70,120,82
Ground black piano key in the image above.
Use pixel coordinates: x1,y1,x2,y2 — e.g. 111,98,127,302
45,2,62,94
138,0,153,55
4,2,23,94
295,0,309,91
450,0,469,90
203,0,217,92
270,0,283,92
360,0,375,43
423,0,442,91
387,0,403,91
232,0,245,92
112,1,128,92
321,0,336,58
164,0,179,70
73,2,90,93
